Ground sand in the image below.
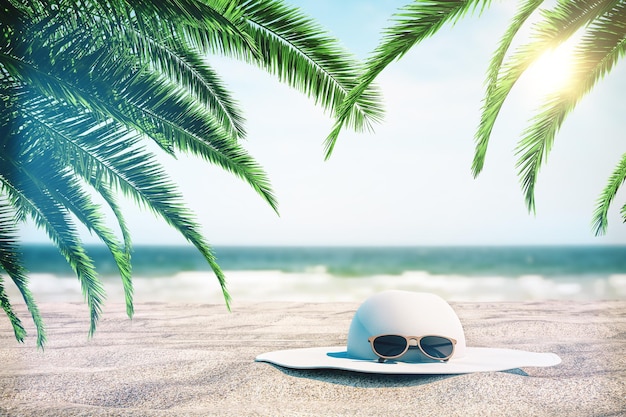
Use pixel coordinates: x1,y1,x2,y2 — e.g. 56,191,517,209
0,300,624,416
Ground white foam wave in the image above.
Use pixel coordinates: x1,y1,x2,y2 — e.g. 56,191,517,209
6,270,625,305
608,274,626,297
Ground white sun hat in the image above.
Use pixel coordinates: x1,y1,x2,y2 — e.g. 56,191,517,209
256,290,561,374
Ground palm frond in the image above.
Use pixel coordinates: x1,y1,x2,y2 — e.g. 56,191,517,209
473,0,544,175
9,71,234,308
4,35,279,214
1,0,389,344
111,67,279,213
593,153,626,235
135,32,248,140
69,20,277,209
238,0,385,153
484,0,544,89
0,92,106,336
474,0,619,177
0,200,45,347
515,0,626,212
0,162,105,337
93,183,134,317
103,11,248,141
18,87,236,312
88,0,259,59
324,0,489,158
0,1,24,27
0,276,26,343
27,93,232,306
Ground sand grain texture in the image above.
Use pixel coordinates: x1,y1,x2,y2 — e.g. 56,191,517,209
1,301,624,416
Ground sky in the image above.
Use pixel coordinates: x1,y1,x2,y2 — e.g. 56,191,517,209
22,0,626,246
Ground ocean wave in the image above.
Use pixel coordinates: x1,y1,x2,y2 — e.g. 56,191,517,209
6,270,626,305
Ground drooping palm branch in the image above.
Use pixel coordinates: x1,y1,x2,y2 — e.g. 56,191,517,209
0,199,45,347
324,0,485,158
0,0,383,347
330,0,625,234
477,0,626,216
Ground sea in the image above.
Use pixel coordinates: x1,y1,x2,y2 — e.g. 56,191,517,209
7,244,626,306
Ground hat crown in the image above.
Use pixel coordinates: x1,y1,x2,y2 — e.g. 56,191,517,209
346,291,466,361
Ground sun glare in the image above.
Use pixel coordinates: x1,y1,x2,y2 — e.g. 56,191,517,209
522,40,577,99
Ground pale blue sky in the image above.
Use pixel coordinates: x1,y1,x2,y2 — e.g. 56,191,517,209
22,0,626,246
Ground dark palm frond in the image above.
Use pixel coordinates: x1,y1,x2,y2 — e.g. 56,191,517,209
134,33,248,141
98,5,248,141
324,0,489,158
0,200,45,348
0,160,106,337
7,0,244,146
14,91,135,315
592,153,626,235
0,1,24,27
5,35,279,215
92,182,134,317
109,0,260,60
15,84,233,310
108,66,279,213
1,2,257,319
33,96,233,306
1,83,107,336
107,46,275,214
0,274,27,345
16,9,280,212
473,0,620,178
1,0,384,345
101,142,233,306
514,0,626,212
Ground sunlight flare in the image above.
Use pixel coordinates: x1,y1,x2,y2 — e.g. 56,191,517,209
523,39,578,98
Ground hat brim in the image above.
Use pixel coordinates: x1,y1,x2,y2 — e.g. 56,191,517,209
255,346,561,374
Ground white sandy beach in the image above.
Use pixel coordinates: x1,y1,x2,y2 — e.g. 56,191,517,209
1,300,624,416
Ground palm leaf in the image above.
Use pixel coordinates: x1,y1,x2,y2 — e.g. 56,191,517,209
85,4,249,141
9,70,234,308
52,0,260,60
514,0,626,212
0,201,45,347
108,67,279,212
93,182,135,318
473,0,544,175
126,0,259,58
3,37,278,213
18,86,231,310
324,0,488,158
0,160,106,337
474,0,619,179
593,153,626,235
62,18,278,209
0,92,106,336
238,0,385,149
1,0,388,344
132,31,248,140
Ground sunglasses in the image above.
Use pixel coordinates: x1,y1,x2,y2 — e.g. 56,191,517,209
368,334,457,363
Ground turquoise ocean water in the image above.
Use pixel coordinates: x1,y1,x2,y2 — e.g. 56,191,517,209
12,245,626,304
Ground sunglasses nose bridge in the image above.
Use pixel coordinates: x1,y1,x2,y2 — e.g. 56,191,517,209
407,338,419,347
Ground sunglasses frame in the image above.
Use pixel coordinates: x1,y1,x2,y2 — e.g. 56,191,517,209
368,334,458,363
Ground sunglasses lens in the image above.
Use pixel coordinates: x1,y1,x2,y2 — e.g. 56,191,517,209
420,336,455,359
372,335,407,357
